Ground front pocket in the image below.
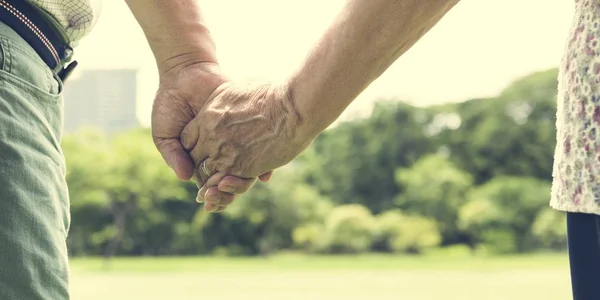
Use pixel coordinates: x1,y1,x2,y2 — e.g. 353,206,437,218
0,29,62,100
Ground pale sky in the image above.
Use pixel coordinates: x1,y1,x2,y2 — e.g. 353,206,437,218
73,0,575,126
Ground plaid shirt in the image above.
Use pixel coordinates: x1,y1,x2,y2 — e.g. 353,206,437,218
28,0,101,45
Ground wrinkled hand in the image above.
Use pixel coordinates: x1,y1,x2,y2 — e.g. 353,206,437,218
151,62,264,205
181,82,314,211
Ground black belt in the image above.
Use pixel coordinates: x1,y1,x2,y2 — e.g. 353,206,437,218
0,0,77,82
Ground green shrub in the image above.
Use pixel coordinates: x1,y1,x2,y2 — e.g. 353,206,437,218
531,208,567,250
322,204,377,254
376,210,441,254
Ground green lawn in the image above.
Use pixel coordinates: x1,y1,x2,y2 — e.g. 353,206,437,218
69,253,572,300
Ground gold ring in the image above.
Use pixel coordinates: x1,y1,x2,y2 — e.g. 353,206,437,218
201,160,210,177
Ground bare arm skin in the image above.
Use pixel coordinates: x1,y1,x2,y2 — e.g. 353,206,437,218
125,0,260,211
290,0,461,140
125,0,218,73
183,0,461,211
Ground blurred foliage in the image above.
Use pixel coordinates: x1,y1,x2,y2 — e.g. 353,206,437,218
395,154,472,246
458,176,552,254
375,210,441,254
63,68,568,258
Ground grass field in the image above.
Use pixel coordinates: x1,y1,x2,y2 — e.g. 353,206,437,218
69,253,572,300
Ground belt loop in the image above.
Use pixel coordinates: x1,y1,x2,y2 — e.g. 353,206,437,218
62,46,74,63
57,60,78,82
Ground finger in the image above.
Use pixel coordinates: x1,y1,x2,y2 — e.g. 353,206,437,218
192,172,202,189
214,206,227,213
180,120,210,185
196,186,236,205
204,186,237,206
180,120,200,152
181,121,211,170
258,171,274,182
203,203,226,213
154,137,194,181
195,158,217,191
217,175,257,194
196,167,226,203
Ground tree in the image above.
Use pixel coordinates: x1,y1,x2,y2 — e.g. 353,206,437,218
531,208,567,250
322,204,377,253
458,176,552,253
196,165,334,255
103,129,189,257
375,210,441,254
64,128,191,262
307,102,435,213
61,67,563,257
63,127,113,256
439,69,557,184
395,154,473,245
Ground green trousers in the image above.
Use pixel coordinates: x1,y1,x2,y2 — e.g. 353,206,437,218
0,21,70,299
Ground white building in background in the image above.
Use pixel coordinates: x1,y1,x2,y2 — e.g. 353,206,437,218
63,69,138,135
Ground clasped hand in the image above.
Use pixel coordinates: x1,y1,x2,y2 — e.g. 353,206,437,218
182,80,314,212
151,62,312,213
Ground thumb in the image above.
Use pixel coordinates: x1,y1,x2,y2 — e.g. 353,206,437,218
155,137,195,181
258,171,274,182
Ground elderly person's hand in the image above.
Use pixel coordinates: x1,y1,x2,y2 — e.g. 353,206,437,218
151,62,273,202
180,82,315,212
151,62,224,180
175,0,460,212
126,0,268,204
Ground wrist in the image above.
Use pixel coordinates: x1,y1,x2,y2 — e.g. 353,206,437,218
150,25,219,74
283,73,334,142
125,0,218,74
156,61,229,114
278,79,324,145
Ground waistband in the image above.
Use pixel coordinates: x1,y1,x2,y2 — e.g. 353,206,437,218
0,0,77,81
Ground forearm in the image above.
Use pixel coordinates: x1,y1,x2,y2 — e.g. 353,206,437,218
289,0,460,138
125,0,218,73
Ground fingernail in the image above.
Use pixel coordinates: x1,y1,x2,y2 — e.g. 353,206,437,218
205,205,218,213
221,185,236,193
205,195,218,204
197,187,206,203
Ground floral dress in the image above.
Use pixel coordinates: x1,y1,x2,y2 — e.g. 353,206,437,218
551,0,600,215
